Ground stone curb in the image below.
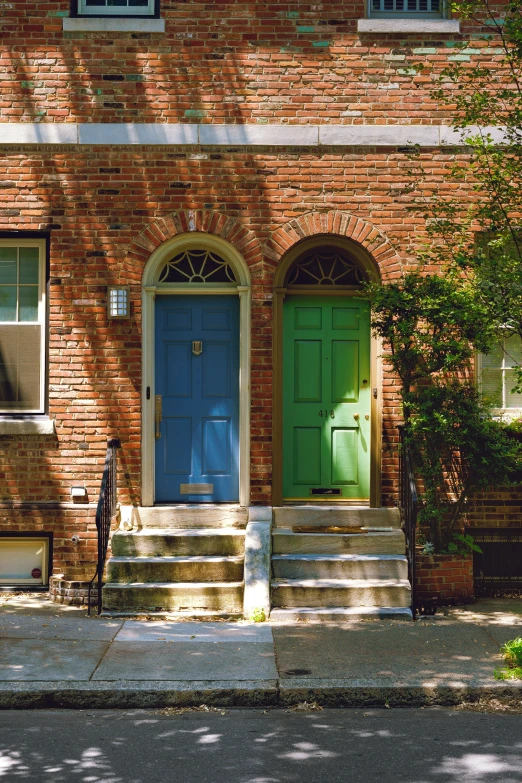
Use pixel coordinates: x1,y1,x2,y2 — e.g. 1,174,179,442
1,680,521,710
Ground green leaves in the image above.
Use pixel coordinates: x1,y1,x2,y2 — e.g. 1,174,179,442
364,273,495,394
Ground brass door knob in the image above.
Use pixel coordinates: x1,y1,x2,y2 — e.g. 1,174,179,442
353,414,360,420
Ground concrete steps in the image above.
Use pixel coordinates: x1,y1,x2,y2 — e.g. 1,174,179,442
272,528,405,555
108,555,244,584
121,505,248,529
269,606,413,621
273,506,401,529
103,526,245,615
111,528,245,557
270,507,411,621
103,582,244,613
272,553,408,580
271,578,411,608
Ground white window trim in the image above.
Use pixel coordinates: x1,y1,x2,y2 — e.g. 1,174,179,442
0,238,46,416
367,0,446,18
77,0,155,16
477,345,522,419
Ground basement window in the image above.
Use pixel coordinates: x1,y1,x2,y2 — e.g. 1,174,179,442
72,0,158,16
0,535,51,587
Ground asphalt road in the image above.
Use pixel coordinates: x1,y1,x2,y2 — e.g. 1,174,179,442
1,707,522,783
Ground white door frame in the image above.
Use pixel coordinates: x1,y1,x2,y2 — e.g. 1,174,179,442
141,234,251,507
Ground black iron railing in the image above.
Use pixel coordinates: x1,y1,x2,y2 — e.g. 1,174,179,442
88,438,121,615
398,425,418,620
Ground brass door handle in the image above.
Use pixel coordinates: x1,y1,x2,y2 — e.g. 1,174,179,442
192,340,203,356
155,394,162,439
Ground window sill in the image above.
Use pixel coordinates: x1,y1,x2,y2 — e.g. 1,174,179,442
0,417,55,436
63,17,165,33
357,19,460,34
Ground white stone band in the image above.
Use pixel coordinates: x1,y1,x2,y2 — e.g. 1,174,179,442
63,18,165,33
0,124,506,147
357,19,460,34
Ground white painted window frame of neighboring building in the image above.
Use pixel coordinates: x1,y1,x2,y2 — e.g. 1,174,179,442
0,238,47,416
368,0,445,18
141,233,252,508
477,334,522,421
75,0,157,16
359,0,459,32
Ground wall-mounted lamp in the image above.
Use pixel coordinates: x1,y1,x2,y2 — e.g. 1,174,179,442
71,486,88,502
107,285,130,319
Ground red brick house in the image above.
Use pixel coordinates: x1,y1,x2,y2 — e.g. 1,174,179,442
0,0,519,616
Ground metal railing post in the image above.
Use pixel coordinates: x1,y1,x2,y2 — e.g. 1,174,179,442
398,425,418,620
88,438,121,616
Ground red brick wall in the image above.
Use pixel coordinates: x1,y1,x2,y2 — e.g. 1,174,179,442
416,553,475,605
0,2,510,124
0,0,517,578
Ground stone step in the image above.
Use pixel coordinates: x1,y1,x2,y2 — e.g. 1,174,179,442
271,578,411,608
270,606,413,622
272,528,406,555
123,505,248,529
273,506,401,529
107,555,244,584
103,582,244,613
272,554,408,580
111,528,245,557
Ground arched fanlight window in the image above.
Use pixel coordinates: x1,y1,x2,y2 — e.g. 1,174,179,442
286,247,367,287
158,249,238,284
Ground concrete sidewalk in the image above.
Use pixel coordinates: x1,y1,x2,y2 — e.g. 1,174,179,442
1,594,522,709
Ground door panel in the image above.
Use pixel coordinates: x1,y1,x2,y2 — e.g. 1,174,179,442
283,296,371,501
331,428,358,485
202,418,231,475
332,341,359,402
155,295,239,503
166,343,192,397
294,341,322,402
203,343,231,398
294,427,322,484
164,418,192,474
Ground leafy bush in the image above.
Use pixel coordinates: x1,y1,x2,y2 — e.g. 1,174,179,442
365,274,522,551
495,637,522,681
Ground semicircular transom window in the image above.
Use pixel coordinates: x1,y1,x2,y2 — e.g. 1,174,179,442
286,248,367,287
158,249,238,284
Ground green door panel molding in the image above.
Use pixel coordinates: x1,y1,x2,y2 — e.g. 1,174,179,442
282,296,371,501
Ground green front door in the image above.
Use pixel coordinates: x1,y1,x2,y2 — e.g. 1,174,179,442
282,296,371,501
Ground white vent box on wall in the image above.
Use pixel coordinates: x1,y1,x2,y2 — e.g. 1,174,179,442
0,537,50,586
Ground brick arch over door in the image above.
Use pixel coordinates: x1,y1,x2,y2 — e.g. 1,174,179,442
263,211,403,282
123,210,263,282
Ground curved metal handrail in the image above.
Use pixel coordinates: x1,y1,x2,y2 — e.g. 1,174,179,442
88,439,121,615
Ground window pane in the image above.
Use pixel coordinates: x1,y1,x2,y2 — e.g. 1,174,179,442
481,342,504,369
19,248,40,284
19,287,39,322
506,370,522,408
0,287,17,321
481,368,503,406
85,0,106,5
129,0,149,5
0,324,41,410
107,0,127,5
0,248,17,284
503,334,522,369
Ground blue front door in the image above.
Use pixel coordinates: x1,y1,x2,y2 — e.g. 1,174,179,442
154,295,240,503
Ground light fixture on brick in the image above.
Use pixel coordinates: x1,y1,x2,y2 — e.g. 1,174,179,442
107,285,130,319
